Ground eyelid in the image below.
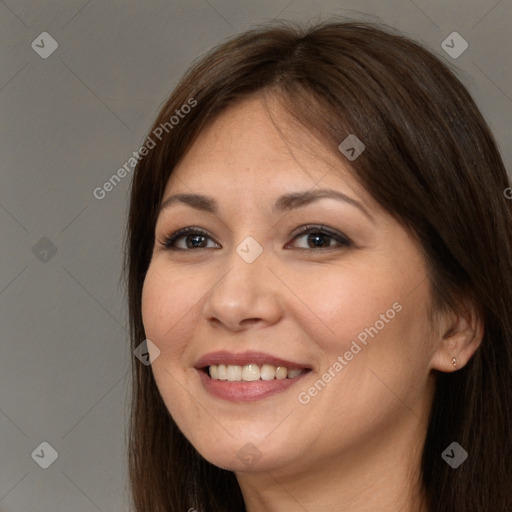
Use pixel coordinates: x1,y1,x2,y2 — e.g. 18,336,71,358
289,223,347,239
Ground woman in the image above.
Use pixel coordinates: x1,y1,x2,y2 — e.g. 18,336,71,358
125,20,512,512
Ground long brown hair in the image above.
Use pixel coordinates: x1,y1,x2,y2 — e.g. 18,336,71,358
125,20,512,512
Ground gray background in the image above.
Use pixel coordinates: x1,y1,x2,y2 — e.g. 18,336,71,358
0,0,510,510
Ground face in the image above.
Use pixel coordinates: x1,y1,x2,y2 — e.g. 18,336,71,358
141,94,438,477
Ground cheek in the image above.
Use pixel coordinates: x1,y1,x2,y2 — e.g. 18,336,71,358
141,263,203,354
280,263,401,354
282,259,432,402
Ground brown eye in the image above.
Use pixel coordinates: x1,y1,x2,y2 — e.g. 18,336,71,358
288,225,351,251
161,227,220,250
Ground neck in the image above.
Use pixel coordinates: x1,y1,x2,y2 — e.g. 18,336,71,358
236,411,430,512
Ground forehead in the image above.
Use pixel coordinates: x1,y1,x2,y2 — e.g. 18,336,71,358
164,95,374,209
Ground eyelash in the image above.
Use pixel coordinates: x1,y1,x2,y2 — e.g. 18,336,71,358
159,224,352,252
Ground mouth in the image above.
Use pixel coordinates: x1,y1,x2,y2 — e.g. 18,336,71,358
205,363,308,381
194,351,312,402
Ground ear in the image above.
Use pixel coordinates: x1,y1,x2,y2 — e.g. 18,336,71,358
430,299,484,372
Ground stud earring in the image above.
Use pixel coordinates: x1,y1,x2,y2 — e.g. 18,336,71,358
451,357,457,369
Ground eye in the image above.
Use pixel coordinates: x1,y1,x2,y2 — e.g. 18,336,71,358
286,224,352,251
159,224,351,252
160,227,220,250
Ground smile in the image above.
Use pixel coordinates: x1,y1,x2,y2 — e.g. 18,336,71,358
208,363,306,381
195,351,312,402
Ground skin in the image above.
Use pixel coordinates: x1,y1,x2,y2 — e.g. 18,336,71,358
141,94,483,512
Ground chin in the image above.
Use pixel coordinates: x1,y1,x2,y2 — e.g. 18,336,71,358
187,428,298,474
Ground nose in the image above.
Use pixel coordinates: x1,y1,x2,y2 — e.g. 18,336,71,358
201,244,283,332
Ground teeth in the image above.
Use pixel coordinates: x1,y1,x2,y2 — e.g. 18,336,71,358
287,368,303,378
209,365,219,379
218,364,227,380
208,363,306,381
242,363,260,381
227,365,242,381
260,364,276,380
275,366,287,379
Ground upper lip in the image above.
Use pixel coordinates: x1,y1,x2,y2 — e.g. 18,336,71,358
194,351,312,370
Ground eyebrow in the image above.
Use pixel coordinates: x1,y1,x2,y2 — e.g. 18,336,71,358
159,189,373,221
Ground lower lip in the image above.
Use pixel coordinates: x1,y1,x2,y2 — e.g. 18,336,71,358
197,369,310,402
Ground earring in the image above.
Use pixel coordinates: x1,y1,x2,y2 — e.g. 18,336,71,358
451,357,457,369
